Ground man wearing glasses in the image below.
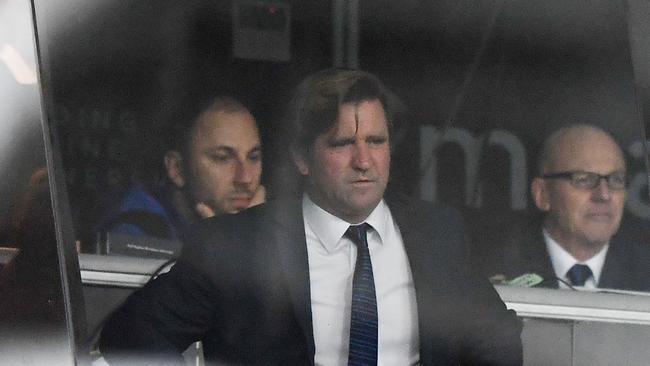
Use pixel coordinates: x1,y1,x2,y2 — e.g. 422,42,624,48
488,124,650,291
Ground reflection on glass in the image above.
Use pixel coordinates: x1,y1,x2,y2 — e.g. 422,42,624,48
360,0,650,294
34,1,649,289
0,0,77,364
16,0,650,364
27,3,650,362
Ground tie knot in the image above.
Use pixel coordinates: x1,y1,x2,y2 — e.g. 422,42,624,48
345,223,371,249
567,264,593,287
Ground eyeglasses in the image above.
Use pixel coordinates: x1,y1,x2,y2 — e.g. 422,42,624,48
541,171,626,190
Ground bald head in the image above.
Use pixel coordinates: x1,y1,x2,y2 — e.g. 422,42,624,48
532,124,626,261
538,124,624,176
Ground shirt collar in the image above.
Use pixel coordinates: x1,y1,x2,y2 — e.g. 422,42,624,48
302,194,389,254
543,229,610,285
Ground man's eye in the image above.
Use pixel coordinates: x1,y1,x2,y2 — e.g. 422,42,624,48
248,152,262,162
609,174,626,186
367,137,387,145
329,139,354,148
572,173,594,186
209,154,231,162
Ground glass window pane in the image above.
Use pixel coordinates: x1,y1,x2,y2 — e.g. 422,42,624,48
0,0,83,363
358,0,650,293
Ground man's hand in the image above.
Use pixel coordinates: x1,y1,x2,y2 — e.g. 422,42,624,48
194,202,217,219
194,185,266,219
248,185,266,208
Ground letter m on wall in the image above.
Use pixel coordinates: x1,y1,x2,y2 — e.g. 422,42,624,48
419,125,527,210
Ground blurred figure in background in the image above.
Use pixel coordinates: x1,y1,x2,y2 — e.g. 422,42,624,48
0,167,65,323
164,96,265,220
96,96,265,242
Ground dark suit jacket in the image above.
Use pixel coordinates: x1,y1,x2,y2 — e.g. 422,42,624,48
482,217,650,292
100,194,522,365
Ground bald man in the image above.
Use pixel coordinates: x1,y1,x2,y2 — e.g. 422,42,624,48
485,124,650,291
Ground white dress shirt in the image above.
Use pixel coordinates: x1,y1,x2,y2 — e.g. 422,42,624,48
302,194,419,366
543,230,609,289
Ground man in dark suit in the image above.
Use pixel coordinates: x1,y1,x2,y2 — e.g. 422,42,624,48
99,69,522,365
485,124,650,291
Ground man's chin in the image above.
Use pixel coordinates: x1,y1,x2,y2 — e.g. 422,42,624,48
347,197,382,218
584,219,619,237
582,231,616,247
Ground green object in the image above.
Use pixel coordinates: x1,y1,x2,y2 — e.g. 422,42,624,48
507,273,544,287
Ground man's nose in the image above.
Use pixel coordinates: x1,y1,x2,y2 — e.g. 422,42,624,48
352,142,371,170
233,158,253,183
592,178,612,201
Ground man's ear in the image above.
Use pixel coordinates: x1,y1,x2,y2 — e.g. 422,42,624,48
164,150,185,188
291,149,310,176
531,177,550,211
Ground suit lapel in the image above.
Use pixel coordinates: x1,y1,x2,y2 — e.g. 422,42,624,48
385,195,439,364
599,239,629,290
521,229,558,288
266,197,315,363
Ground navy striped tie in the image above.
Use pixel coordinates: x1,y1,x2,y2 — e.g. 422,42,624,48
345,223,378,366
